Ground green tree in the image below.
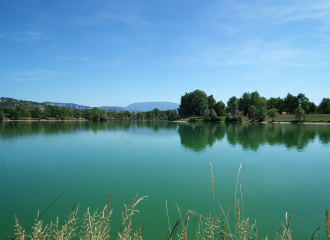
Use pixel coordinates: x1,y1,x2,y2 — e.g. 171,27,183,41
67,108,74,117
9,108,20,119
248,105,257,121
295,106,305,121
84,109,93,120
178,90,208,117
203,109,210,118
210,109,217,120
0,111,4,121
318,98,330,114
238,92,251,115
227,96,238,116
308,102,317,113
297,93,310,113
214,101,226,116
153,108,160,118
207,95,216,110
267,108,278,121
77,111,83,118
31,106,43,118
256,107,267,121
284,93,299,114
267,97,284,114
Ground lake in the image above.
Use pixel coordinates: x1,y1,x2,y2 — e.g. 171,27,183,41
0,121,329,239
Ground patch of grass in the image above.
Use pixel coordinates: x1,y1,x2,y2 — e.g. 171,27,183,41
271,114,330,122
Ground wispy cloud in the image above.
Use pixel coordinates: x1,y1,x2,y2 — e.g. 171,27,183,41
56,56,89,61
72,1,150,28
15,31,51,42
0,68,62,82
208,0,330,24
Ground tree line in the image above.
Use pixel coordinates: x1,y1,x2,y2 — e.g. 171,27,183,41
0,104,179,121
178,90,330,121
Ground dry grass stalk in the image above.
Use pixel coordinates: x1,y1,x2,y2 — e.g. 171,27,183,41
235,163,244,237
326,205,330,240
13,192,146,240
117,194,148,240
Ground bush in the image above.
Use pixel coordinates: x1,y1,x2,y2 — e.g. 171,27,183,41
203,109,210,118
210,109,217,120
188,117,197,122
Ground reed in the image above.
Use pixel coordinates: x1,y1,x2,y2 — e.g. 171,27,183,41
9,164,329,239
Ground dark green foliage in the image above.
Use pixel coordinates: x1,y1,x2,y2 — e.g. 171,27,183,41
267,97,284,114
318,98,330,114
297,93,310,113
207,95,216,110
178,90,208,117
248,105,257,121
227,96,238,117
0,111,4,121
238,92,251,115
256,107,267,121
267,108,278,121
309,102,317,113
284,93,299,114
213,101,226,116
209,109,217,120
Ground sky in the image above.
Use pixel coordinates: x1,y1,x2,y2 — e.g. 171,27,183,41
1,0,330,107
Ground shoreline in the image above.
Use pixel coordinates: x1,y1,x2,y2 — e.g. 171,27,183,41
2,119,330,125
172,120,330,125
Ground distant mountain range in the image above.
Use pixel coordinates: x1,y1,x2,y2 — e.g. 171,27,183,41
124,102,179,112
42,101,179,112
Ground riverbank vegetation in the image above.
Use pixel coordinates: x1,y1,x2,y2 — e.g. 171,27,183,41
1,91,330,123
177,90,330,123
8,163,330,239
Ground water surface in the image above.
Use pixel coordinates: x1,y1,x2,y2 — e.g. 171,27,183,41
0,121,329,239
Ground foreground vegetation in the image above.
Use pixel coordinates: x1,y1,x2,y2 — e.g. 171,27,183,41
9,164,330,239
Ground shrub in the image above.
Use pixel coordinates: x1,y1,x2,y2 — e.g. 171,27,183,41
188,117,197,122
210,109,217,120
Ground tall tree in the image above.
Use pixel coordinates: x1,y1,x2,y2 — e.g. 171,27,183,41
227,96,238,116
295,106,305,121
297,93,310,113
207,95,216,110
178,90,208,117
214,101,226,116
284,93,299,114
318,98,330,114
267,108,278,121
238,92,251,115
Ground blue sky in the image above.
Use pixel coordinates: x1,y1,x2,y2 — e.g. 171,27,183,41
1,0,329,107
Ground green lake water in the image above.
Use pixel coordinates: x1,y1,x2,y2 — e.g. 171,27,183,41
0,121,329,239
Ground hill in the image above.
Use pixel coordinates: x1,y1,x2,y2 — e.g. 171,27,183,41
42,102,92,110
98,106,124,112
5,99,180,113
124,102,179,112
0,97,44,108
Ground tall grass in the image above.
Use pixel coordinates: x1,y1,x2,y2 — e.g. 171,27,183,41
9,164,330,239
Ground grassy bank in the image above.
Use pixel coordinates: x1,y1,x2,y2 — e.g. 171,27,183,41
9,163,330,240
178,114,330,123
